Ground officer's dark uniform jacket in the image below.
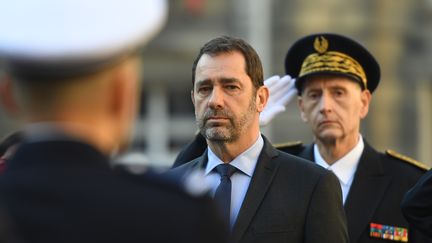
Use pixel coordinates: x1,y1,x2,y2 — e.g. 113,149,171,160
276,140,431,243
0,138,227,243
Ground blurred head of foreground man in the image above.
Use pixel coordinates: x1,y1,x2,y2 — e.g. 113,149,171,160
170,36,349,243
0,1,226,243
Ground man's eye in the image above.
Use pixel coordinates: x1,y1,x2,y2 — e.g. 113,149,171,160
334,90,344,97
198,86,211,93
308,92,319,99
226,85,239,90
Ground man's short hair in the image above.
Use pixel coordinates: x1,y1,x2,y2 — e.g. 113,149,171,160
192,36,263,89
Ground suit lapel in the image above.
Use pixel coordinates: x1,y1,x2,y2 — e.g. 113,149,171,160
168,149,209,180
194,150,208,169
230,136,280,243
343,141,391,243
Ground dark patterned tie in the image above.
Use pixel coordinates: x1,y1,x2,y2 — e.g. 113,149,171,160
214,163,237,227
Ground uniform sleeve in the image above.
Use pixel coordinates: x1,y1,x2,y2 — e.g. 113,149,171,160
401,169,432,238
304,170,349,243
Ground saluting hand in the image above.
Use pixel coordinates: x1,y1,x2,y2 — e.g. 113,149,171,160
259,75,297,126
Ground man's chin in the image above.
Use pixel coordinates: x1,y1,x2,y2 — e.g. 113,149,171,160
317,130,341,144
203,128,232,142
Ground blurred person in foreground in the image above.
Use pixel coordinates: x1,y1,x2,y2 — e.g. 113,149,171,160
401,169,432,239
0,1,226,243
173,33,431,243
170,35,349,243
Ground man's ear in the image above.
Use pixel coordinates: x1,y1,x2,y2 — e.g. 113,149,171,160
0,76,19,116
108,59,139,122
191,90,196,106
297,96,308,122
108,59,141,149
360,89,372,119
256,86,269,112
109,73,125,117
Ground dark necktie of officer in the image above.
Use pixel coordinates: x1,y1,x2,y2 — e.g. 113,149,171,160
214,163,237,228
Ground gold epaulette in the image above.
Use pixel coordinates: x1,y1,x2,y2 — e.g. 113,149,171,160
386,149,430,171
274,141,303,149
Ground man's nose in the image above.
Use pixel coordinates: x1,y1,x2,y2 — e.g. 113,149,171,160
318,93,333,114
208,87,224,109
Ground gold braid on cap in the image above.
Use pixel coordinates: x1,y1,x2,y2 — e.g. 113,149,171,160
299,36,368,89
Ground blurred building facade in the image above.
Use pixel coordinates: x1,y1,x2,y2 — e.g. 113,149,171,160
1,0,432,166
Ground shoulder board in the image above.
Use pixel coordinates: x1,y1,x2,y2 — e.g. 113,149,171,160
385,149,430,171
274,141,303,149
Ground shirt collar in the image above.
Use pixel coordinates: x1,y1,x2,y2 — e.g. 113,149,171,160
205,134,264,177
314,136,364,185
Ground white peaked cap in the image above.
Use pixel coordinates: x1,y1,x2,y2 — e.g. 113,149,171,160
0,0,168,78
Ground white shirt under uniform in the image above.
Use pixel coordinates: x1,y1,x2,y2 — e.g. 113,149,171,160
314,136,364,204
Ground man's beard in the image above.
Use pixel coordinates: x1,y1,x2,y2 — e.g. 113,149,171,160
196,98,256,144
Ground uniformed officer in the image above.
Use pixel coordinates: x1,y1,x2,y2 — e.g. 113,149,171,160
0,1,226,242
173,33,431,243
280,32,430,243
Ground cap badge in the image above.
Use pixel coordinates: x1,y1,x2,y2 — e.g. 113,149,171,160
314,36,328,54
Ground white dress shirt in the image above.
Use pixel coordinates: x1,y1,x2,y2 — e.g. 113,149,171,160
205,135,264,228
314,136,364,204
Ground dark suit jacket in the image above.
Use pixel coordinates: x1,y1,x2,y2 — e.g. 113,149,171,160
401,169,432,238
170,136,349,243
279,141,430,243
0,140,227,243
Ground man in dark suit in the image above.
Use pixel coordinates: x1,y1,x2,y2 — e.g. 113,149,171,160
0,1,226,242
171,36,348,243
174,33,430,243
